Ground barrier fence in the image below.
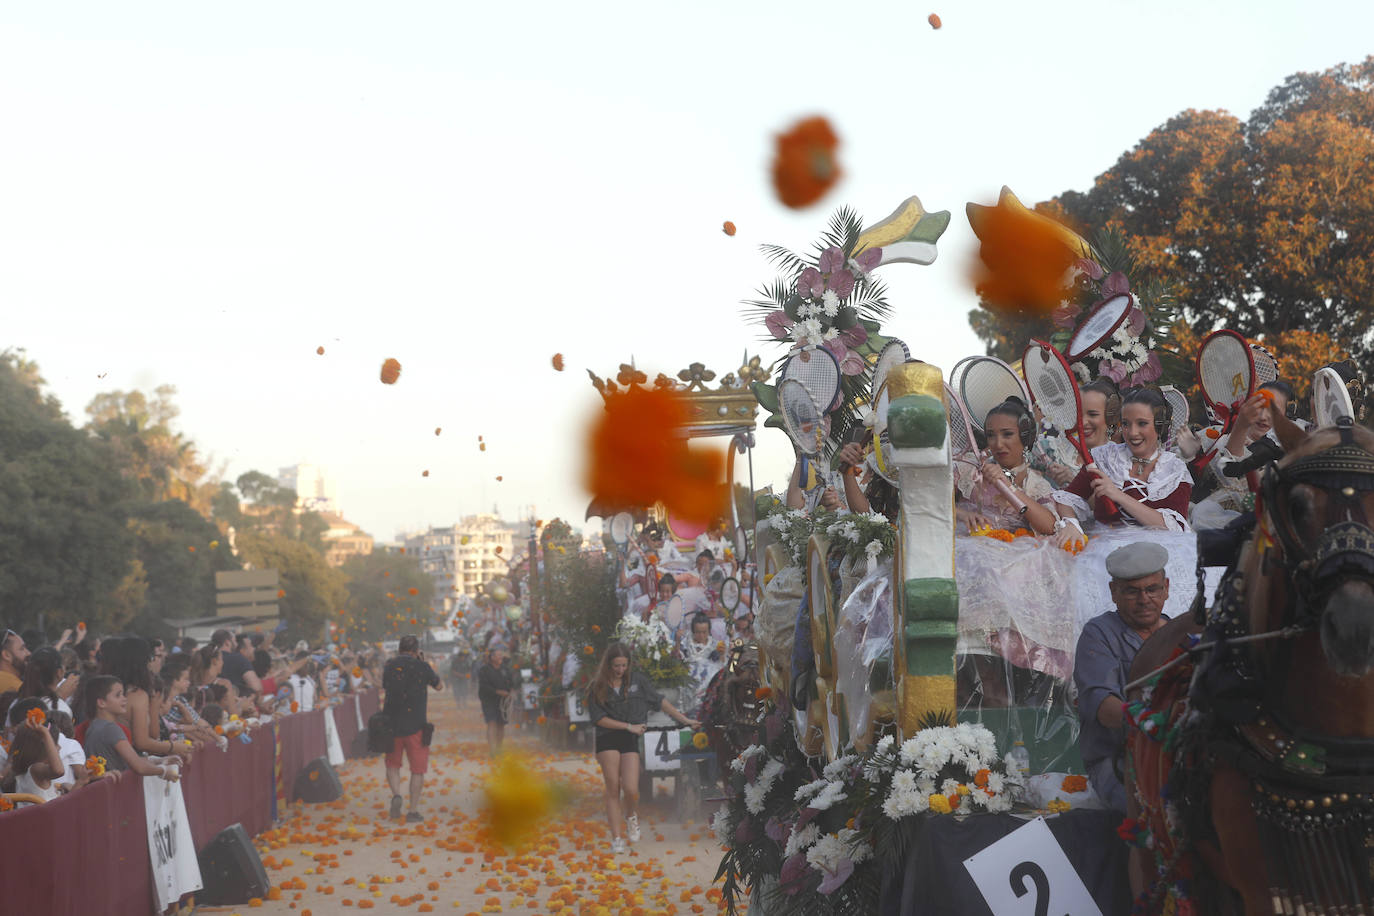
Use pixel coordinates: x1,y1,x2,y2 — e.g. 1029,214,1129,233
0,688,382,916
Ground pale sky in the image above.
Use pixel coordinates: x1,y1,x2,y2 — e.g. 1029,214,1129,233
3,2,1370,541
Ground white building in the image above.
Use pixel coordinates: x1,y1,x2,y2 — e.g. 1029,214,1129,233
278,463,340,514
405,514,521,621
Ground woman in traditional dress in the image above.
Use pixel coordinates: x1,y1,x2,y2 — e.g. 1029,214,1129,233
954,398,1078,688
1053,386,1200,631
1030,378,1121,487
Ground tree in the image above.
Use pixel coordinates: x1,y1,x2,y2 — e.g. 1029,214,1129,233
85,386,218,516
235,531,347,645
970,57,1374,363
338,551,435,644
126,500,242,638
0,352,138,633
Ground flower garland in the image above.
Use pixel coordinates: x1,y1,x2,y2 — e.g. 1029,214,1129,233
824,512,896,566
764,507,836,567
612,617,689,687
969,526,1034,543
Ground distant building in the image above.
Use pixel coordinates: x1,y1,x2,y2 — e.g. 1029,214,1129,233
405,514,521,620
319,512,374,567
278,463,340,514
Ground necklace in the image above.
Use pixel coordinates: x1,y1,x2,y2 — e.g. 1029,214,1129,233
997,461,1028,486
1129,449,1159,475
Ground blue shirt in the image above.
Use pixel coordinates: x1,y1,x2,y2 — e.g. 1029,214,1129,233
1074,610,1167,766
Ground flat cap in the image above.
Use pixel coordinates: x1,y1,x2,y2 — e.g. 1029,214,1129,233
1105,542,1169,580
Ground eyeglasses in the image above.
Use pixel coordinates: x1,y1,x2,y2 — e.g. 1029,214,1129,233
1120,584,1166,601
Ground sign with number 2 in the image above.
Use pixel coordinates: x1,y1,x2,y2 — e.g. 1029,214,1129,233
962,817,1102,915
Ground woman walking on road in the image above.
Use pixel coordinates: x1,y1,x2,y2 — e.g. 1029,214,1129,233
476,646,513,756
586,643,699,854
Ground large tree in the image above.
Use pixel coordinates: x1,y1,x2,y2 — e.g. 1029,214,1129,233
971,57,1374,364
338,551,435,644
127,499,242,637
235,531,347,645
0,352,138,633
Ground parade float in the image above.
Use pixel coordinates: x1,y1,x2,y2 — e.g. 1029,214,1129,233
571,190,1374,913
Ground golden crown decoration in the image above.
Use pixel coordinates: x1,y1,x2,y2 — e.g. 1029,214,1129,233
587,353,766,437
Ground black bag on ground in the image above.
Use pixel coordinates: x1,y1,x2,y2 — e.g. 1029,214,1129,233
366,711,393,754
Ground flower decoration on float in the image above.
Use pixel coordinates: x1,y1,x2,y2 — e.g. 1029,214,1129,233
744,198,950,451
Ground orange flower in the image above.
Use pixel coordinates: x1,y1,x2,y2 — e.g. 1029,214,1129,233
409,618,418,625
536,716,547,725
1061,774,1088,794
928,12,942,28
187,545,197,553
479,442,486,452
422,470,430,477
494,546,503,555
85,756,107,778
434,427,442,436
974,768,990,788
771,116,842,209
352,667,363,678
721,221,736,236
379,358,402,385
0,796,12,812
291,701,300,713
316,346,325,355
495,475,503,482
692,732,709,750
583,645,594,655
408,587,419,596
967,189,1082,316
215,725,225,735
1204,428,1221,439
947,793,961,809
277,589,286,598
590,625,600,633
754,686,773,701
1012,528,1032,538
551,353,565,372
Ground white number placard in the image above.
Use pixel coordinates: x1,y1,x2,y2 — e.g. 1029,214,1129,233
520,682,539,710
566,693,589,722
962,817,1103,916
643,728,684,772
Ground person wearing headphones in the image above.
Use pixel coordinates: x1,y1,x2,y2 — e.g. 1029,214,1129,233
1053,387,1193,533
956,397,1059,536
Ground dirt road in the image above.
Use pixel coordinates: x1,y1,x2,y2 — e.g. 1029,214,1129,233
198,688,737,916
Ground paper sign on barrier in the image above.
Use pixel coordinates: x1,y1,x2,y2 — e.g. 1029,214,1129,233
521,682,539,710
566,693,590,722
962,816,1103,916
145,774,203,912
643,729,685,772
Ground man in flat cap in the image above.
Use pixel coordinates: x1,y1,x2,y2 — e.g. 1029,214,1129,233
1073,542,1172,811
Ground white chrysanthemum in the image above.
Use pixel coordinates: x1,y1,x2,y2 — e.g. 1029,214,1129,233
898,736,923,766
730,744,765,773
875,735,895,755
744,758,784,814
839,828,873,864
822,327,840,342
806,832,847,874
711,808,730,844
987,772,1005,794
941,778,963,796
784,823,820,857
822,755,858,781
821,289,841,317
798,301,820,320
810,781,848,811
916,776,937,797
864,539,884,558
891,770,918,794
794,779,826,803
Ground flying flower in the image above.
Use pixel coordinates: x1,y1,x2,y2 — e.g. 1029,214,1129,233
408,587,419,596
277,589,286,598
551,353,565,372
722,221,737,236
316,346,325,355
928,12,941,28
771,116,842,209
187,545,196,552
379,358,402,385
422,470,429,477
434,427,442,436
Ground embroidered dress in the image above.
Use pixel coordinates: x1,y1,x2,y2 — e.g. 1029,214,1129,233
1055,442,1193,532
953,462,1078,680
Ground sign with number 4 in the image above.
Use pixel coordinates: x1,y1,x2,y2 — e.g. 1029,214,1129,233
643,728,684,772
962,817,1102,916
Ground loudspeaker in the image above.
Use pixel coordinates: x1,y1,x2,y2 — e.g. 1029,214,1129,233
198,823,270,904
293,757,343,803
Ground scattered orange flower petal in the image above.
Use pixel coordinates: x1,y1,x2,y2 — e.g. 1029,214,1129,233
771,116,841,209
187,545,196,552
380,358,402,385
408,587,419,596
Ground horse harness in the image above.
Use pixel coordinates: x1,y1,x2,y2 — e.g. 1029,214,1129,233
1187,420,1374,910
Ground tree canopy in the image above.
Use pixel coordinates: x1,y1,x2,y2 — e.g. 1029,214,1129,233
970,57,1374,368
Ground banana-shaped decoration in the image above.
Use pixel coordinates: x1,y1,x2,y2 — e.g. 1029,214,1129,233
853,195,952,267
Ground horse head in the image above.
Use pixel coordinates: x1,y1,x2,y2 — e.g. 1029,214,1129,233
1253,417,1374,680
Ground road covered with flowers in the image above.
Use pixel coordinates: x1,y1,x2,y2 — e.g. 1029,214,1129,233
232,694,730,916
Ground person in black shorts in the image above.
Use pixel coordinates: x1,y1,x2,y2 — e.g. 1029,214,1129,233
586,642,699,854
381,635,443,822
476,646,513,756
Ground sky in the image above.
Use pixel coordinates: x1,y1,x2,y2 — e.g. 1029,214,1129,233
2,2,1371,542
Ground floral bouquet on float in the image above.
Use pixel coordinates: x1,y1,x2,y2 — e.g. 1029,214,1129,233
612,616,689,688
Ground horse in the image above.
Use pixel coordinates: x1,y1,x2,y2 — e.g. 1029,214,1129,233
701,642,763,780
1125,417,1374,914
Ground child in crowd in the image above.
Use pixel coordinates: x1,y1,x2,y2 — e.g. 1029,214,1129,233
47,709,89,790
81,675,181,781
4,700,64,806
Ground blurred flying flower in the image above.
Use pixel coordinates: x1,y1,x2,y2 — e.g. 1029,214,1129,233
722,221,737,236
380,358,402,385
771,116,842,209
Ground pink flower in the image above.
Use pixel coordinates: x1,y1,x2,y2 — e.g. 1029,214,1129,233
827,267,856,299
1128,352,1162,386
1052,302,1082,329
780,853,811,894
1074,258,1105,280
816,858,856,895
818,246,846,274
850,247,882,278
797,267,825,299
817,246,856,298
838,352,866,376
1102,271,1130,297
1127,305,1146,336
766,310,795,340
1099,358,1129,384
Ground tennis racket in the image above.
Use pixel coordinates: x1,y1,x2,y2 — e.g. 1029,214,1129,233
1160,385,1190,441
720,577,741,613
869,344,911,485
958,356,1029,436
1022,339,1119,520
1196,329,1255,424
1313,366,1355,428
609,512,634,548
780,346,843,413
871,339,910,396
945,382,1026,513
1065,293,1133,361
780,378,826,458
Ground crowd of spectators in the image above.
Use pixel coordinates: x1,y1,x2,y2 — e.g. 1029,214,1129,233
0,624,384,808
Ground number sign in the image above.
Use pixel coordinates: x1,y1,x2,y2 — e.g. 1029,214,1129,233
520,682,539,710
962,817,1102,916
566,693,589,722
643,728,687,772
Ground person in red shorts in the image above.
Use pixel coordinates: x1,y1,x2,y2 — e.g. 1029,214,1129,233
382,634,443,822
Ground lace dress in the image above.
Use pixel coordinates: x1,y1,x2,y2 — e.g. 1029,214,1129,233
953,463,1078,680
